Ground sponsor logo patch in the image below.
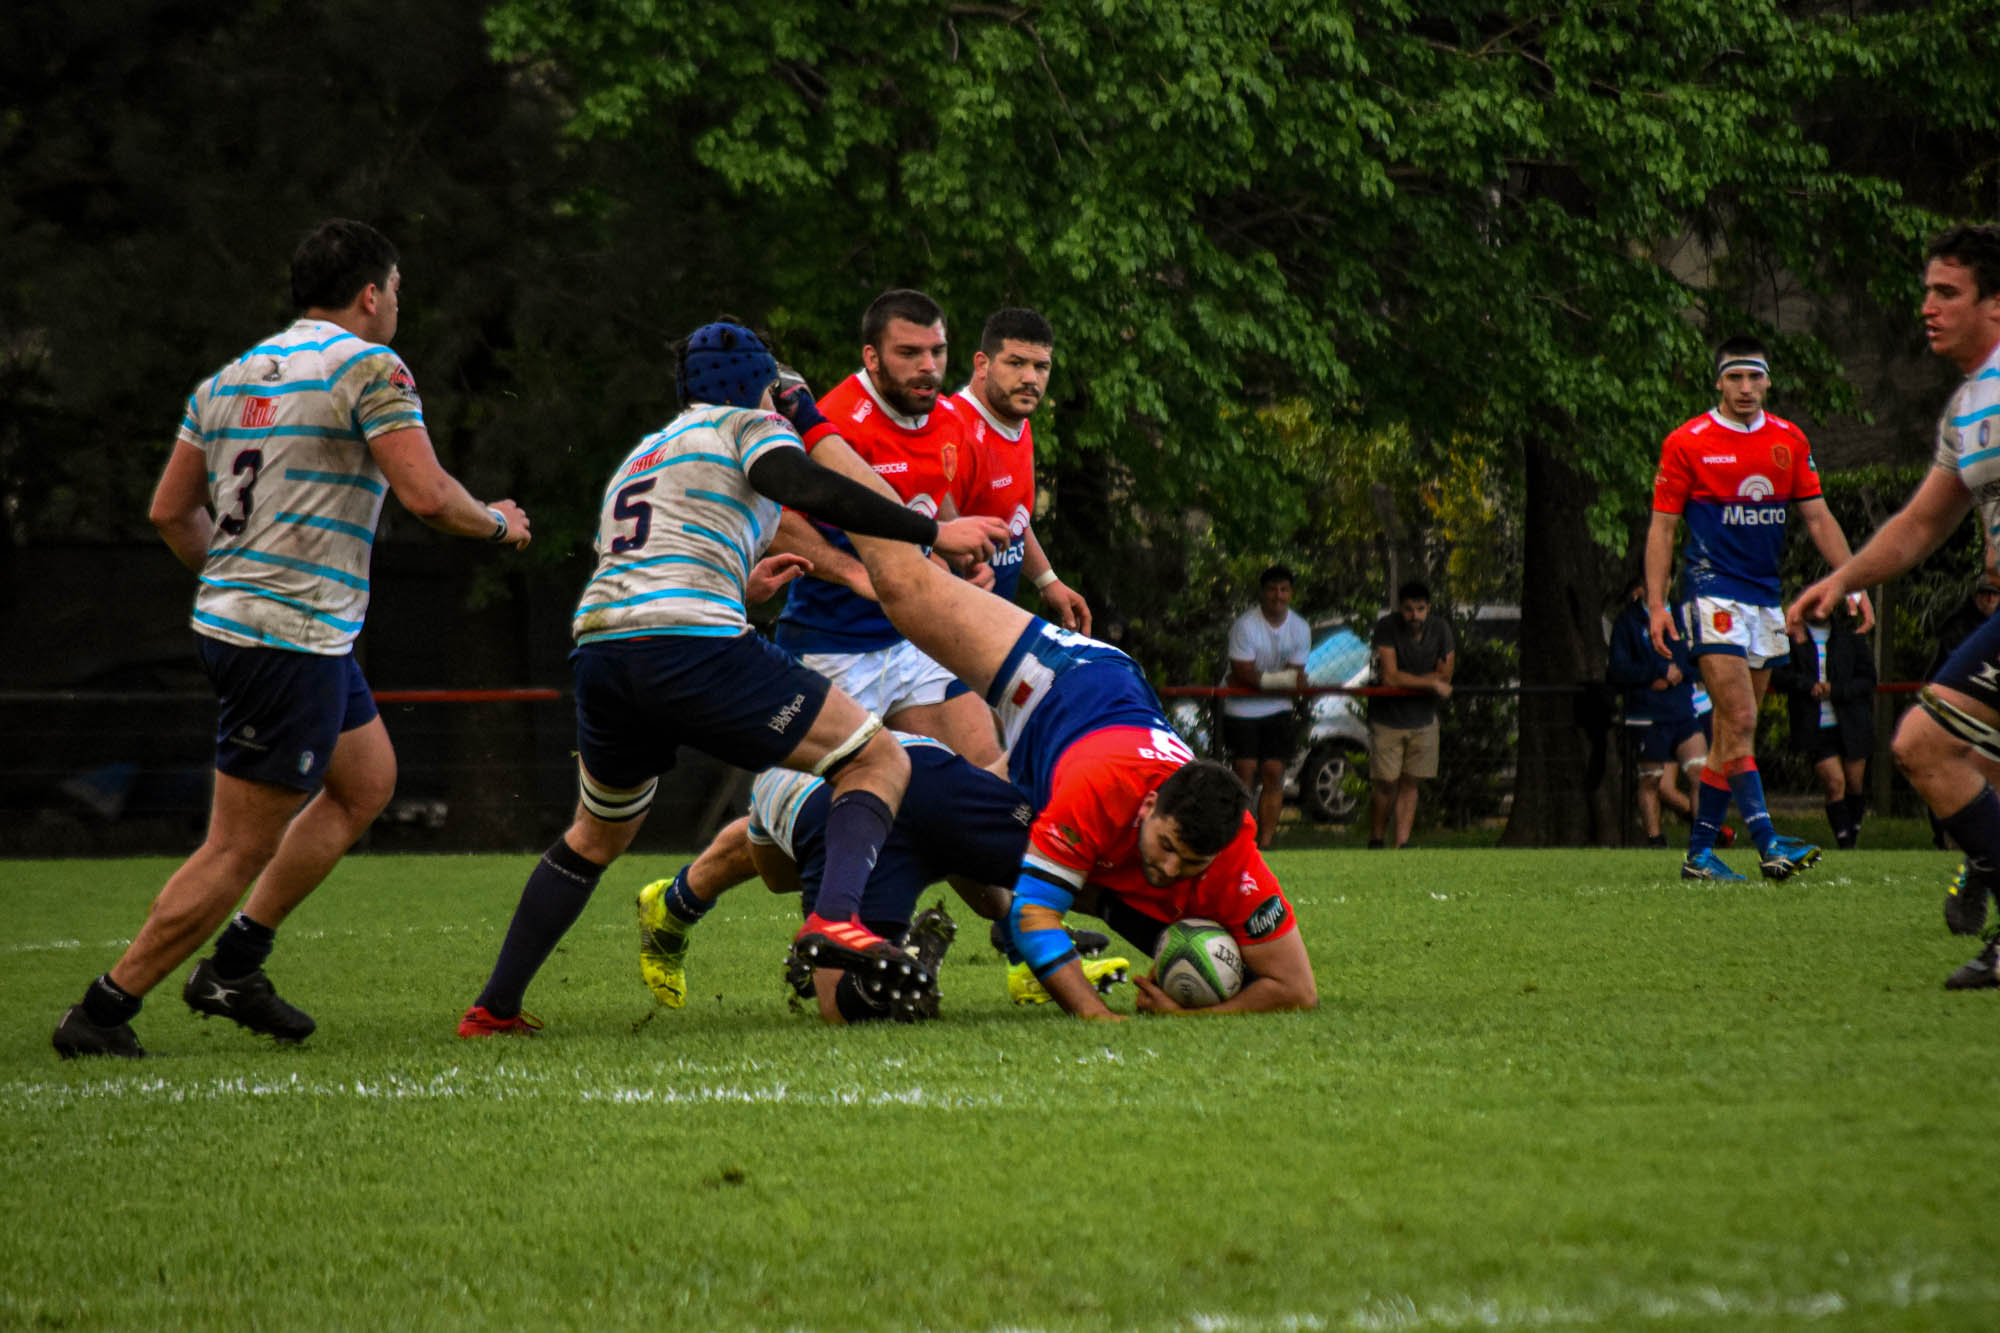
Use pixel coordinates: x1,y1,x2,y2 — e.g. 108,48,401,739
1701,455,1737,464
239,397,277,429
389,363,417,391
766,692,807,734
1011,679,1035,708
1735,475,1775,500
1245,894,1288,939
874,461,908,474
851,400,873,424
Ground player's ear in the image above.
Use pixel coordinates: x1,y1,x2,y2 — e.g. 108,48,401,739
1136,789,1159,821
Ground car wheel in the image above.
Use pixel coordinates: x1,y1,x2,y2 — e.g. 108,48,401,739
1299,742,1366,824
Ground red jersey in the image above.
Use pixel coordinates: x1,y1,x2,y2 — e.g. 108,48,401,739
1023,726,1297,948
775,370,981,652
955,386,1036,601
1650,408,1820,606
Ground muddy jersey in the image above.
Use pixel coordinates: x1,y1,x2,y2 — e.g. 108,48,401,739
955,386,1036,601
572,405,803,644
1934,341,2000,541
774,371,978,653
178,319,422,655
1651,408,1821,606
1021,725,1297,950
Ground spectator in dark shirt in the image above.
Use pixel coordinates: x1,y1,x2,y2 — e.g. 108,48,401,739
1774,602,1877,848
1367,580,1454,849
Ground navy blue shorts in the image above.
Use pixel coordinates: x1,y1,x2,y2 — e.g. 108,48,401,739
1637,714,1709,763
572,632,833,789
1936,610,2000,713
196,635,378,792
795,741,1033,926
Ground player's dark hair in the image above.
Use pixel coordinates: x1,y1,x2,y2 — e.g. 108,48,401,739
1152,760,1250,857
1260,564,1294,588
862,289,946,348
979,307,1054,357
1713,334,1768,371
290,219,399,313
1397,580,1431,604
1927,224,2000,300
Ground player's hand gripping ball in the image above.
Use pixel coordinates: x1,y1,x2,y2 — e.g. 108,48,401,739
1150,919,1244,1008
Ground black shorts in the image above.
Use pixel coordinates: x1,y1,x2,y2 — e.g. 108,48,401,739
196,636,378,792
1799,725,1853,763
572,632,833,788
1936,610,2000,712
1222,711,1298,763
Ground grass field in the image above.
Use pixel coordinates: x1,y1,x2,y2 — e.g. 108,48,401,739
4,829,1996,1331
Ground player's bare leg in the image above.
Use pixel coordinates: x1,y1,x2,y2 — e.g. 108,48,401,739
109,772,306,996
238,717,397,930
842,533,1037,700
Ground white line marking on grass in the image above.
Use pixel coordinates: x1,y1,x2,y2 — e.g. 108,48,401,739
0,1066,1007,1112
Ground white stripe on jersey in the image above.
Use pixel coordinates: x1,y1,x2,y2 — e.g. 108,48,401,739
1938,344,2000,543
573,405,803,643
181,319,421,654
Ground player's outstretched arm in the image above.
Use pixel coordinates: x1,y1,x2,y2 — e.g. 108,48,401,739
768,511,875,597
1789,468,1971,631
747,446,979,551
370,428,530,546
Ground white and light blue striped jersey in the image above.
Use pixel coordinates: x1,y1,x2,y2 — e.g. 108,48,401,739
178,319,423,654
572,404,804,644
1935,341,2000,544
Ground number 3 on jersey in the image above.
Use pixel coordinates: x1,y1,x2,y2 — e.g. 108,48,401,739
217,448,263,536
611,478,655,553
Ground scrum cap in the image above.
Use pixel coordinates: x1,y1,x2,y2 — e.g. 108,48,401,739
681,323,777,408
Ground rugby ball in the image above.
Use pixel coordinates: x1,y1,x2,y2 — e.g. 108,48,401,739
1151,918,1244,1008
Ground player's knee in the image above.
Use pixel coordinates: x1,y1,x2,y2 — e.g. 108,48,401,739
838,726,911,794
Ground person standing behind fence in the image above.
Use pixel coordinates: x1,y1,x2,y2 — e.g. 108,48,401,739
52,219,532,1059
1367,581,1454,850
1645,334,1871,884
1224,565,1311,850
1773,601,1877,849
1607,578,1722,848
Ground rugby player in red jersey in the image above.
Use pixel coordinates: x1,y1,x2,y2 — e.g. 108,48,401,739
770,289,1002,768
776,385,1319,1019
1644,335,1872,883
953,307,1091,634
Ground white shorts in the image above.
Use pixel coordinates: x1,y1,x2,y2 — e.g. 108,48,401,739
801,640,961,719
1682,596,1789,669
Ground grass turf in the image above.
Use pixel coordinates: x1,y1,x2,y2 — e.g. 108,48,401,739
2,835,1994,1331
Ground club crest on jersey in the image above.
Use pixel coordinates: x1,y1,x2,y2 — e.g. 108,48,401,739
1712,609,1734,633
941,442,958,481
1770,444,1792,471
239,397,277,429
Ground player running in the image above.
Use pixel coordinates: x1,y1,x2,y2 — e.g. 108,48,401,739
457,322,1007,1036
953,307,1090,633
775,382,1319,1019
1644,335,1872,882
636,734,1132,1023
52,219,533,1058
1791,224,2000,987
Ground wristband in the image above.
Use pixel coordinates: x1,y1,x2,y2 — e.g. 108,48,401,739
1032,569,1060,590
486,506,509,543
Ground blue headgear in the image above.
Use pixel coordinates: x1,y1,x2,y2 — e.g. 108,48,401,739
680,323,777,409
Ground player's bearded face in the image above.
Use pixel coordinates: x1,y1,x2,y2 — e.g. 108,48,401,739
867,318,947,417
982,340,1052,422
1137,811,1216,886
